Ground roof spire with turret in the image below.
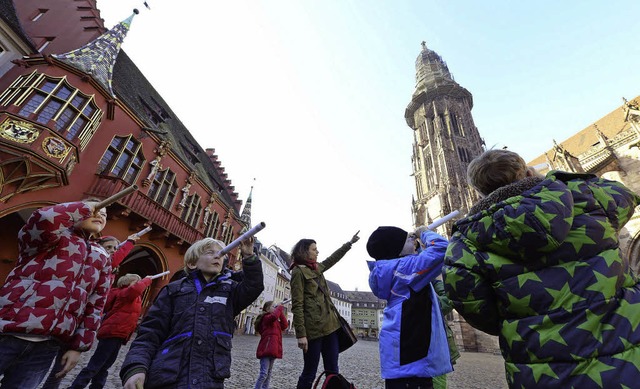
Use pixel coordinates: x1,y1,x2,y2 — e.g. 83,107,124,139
51,9,139,97
240,180,254,228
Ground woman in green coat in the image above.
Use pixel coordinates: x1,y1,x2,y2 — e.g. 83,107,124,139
289,232,360,389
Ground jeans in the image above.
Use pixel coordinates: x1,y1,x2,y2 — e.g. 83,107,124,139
296,330,339,389
41,349,66,389
0,335,60,389
68,337,123,389
385,377,434,389
254,357,275,389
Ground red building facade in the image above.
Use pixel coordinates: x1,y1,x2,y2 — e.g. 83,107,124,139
0,1,250,309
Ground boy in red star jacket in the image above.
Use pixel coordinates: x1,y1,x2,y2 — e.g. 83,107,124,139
0,201,112,389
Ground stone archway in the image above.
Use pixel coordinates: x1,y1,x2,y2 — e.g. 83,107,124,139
115,244,168,315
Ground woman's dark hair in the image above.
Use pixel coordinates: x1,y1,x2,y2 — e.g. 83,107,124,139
290,239,316,264
262,301,274,312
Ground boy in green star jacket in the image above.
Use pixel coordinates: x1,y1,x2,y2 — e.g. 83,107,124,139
443,149,640,388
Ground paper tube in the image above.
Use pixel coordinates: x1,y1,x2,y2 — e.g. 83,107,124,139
149,270,170,280
134,226,152,238
426,210,460,230
93,185,138,210
218,222,266,256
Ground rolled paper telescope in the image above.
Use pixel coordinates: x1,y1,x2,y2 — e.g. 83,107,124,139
279,298,292,305
218,222,266,256
134,226,152,238
149,270,170,280
532,162,549,172
426,210,460,230
93,184,138,210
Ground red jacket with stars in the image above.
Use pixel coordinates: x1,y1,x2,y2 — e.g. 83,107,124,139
0,202,112,351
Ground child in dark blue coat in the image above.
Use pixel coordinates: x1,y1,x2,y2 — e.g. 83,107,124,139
120,237,264,389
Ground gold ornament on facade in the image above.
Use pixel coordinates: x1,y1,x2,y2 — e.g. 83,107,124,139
0,119,40,144
42,137,71,159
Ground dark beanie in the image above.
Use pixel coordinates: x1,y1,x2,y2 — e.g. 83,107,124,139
366,226,408,260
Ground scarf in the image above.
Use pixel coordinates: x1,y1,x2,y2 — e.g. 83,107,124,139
289,259,318,271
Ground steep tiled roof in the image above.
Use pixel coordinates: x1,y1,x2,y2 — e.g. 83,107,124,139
0,0,36,51
112,51,241,212
529,96,640,165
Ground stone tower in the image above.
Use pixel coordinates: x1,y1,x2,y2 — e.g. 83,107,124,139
405,42,484,235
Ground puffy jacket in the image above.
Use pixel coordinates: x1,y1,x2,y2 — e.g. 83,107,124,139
256,305,288,359
443,171,640,388
97,277,152,341
120,257,264,389
0,202,111,351
368,230,452,380
290,242,352,340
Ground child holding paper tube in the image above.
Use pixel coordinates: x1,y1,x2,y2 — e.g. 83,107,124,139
120,236,264,389
443,149,640,388
68,274,153,389
366,226,452,388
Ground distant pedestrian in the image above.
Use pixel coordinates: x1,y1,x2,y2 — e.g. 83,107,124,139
67,273,152,389
254,301,288,389
444,149,640,388
289,232,360,389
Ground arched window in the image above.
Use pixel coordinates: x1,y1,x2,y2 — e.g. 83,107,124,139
97,135,145,184
148,168,178,209
0,72,102,148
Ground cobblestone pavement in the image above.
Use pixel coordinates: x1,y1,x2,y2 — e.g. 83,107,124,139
38,335,507,388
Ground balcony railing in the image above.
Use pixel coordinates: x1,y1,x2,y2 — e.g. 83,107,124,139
86,175,204,243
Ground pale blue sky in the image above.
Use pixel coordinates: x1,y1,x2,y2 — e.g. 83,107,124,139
99,1,640,291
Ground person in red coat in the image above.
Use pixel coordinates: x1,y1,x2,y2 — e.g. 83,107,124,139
254,301,289,389
67,273,152,389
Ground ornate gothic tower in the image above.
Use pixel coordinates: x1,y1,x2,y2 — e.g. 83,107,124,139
405,42,484,235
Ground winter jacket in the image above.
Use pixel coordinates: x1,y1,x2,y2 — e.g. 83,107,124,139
0,202,112,351
290,242,352,340
255,305,288,359
97,277,152,342
120,257,264,389
368,231,452,380
432,279,460,365
443,171,640,388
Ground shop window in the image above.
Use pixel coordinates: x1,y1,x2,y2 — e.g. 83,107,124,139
97,135,145,184
148,169,178,209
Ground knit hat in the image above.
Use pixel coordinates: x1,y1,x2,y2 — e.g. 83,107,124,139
366,226,408,260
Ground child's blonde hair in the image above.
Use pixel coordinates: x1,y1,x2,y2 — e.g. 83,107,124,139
467,149,528,196
183,238,226,273
117,273,141,288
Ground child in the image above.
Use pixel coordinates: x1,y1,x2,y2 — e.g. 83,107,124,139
254,301,288,389
0,200,112,389
41,233,142,388
444,149,640,388
120,237,264,389
366,226,451,389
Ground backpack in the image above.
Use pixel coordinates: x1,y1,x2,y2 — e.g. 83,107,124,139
312,371,357,389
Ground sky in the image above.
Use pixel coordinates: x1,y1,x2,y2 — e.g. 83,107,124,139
99,1,640,292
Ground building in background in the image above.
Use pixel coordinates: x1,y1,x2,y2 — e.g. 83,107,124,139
327,280,352,330
0,1,250,310
345,290,385,338
529,98,640,272
405,42,498,353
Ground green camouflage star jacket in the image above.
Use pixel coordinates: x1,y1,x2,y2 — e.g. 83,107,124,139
443,171,640,388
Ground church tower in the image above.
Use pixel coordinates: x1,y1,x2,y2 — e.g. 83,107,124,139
405,42,484,234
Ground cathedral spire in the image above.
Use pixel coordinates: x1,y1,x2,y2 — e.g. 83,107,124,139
51,9,139,97
240,181,254,228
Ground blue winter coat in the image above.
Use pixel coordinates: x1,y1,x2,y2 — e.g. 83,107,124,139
120,258,264,389
367,230,452,380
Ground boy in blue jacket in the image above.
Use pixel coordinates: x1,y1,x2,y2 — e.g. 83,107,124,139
120,236,263,389
367,226,451,389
